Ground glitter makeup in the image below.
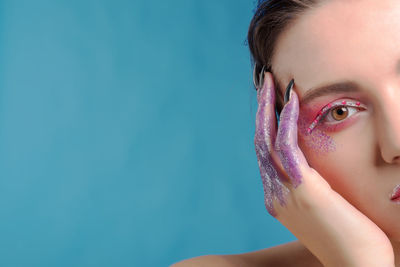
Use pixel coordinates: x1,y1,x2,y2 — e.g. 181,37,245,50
255,72,291,216
276,86,304,188
307,99,365,134
298,115,336,155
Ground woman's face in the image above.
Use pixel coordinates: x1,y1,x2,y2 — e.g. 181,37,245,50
272,0,400,242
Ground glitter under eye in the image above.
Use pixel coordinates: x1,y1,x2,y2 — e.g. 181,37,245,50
307,100,363,134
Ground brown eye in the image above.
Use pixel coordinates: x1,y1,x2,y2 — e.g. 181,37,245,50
331,106,349,121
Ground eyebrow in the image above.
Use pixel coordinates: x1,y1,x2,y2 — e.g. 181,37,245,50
299,81,362,105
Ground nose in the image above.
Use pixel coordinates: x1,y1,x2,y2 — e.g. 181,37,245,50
376,86,400,164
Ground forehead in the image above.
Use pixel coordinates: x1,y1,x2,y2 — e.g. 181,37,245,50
272,0,400,95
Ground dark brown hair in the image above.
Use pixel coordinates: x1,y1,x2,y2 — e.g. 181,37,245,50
247,0,322,112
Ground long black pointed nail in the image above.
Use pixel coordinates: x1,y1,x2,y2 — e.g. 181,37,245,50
284,79,295,104
275,106,280,127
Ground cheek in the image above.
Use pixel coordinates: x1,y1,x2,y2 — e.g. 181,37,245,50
299,121,400,239
298,120,375,206
307,142,365,192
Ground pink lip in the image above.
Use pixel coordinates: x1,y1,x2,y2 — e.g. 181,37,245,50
390,184,400,201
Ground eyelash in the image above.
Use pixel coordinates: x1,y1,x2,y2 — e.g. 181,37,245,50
307,100,365,134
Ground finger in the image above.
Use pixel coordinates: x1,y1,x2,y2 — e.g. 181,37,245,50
256,72,291,180
254,72,291,216
275,84,309,188
255,71,277,149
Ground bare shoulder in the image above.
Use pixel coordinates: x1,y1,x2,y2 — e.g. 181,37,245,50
171,240,323,267
234,240,324,267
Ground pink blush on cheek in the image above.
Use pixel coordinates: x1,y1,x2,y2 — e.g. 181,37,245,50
298,115,336,155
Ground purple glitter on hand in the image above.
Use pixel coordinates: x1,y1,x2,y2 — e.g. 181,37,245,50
254,74,307,216
275,88,304,188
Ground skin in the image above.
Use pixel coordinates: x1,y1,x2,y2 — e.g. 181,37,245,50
173,0,400,266
268,0,400,264
255,77,307,216
255,73,395,266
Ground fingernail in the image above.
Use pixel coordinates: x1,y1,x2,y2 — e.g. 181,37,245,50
257,72,268,102
275,106,280,127
260,72,267,93
284,79,295,104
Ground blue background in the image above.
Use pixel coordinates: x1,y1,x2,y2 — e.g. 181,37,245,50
0,0,295,266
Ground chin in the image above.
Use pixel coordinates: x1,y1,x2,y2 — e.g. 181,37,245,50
379,215,400,243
